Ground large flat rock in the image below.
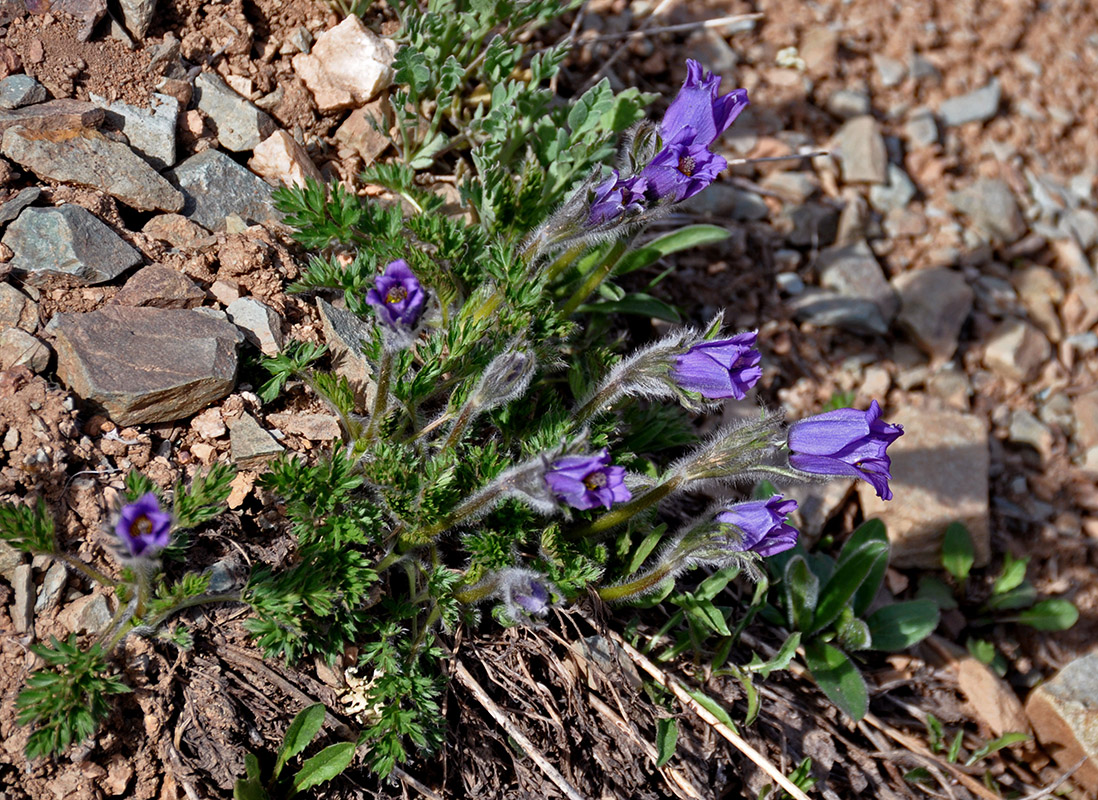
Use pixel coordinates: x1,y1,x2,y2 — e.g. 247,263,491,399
51,306,240,425
167,149,278,231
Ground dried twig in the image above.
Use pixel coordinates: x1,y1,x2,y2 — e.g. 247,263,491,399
454,659,587,800
581,13,762,43
1012,758,1087,800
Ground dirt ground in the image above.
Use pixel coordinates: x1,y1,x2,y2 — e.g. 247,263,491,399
0,0,1096,798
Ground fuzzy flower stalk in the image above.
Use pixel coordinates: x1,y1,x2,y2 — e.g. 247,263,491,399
439,341,537,449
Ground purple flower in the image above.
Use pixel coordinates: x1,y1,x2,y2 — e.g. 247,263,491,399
661,60,750,148
513,579,550,616
641,126,728,203
544,449,631,511
788,400,904,500
115,493,172,558
365,259,426,330
715,496,799,557
671,331,763,400
587,171,649,227
498,568,559,624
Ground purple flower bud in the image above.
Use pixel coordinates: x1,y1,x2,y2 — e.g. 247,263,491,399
115,493,172,558
513,579,550,615
587,171,649,227
715,496,799,557
788,400,904,500
497,568,559,625
365,259,426,330
670,331,762,400
544,449,631,511
641,126,728,203
660,60,750,148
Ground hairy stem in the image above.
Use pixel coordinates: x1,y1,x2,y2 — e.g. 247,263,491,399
571,475,683,538
560,238,630,316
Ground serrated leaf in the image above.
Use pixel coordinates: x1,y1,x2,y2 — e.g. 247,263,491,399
275,703,326,779
567,78,612,139
1014,599,1079,631
783,556,818,632
614,225,731,276
291,741,356,796
802,641,868,720
865,600,940,651
812,539,889,634
655,718,677,768
942,521,975,582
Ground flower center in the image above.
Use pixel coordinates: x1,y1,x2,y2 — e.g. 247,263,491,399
134,515,153,536
582,470,608,491
386,286,408,304
677,154,697,177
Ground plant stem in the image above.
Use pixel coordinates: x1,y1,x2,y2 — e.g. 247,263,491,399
440,401,475,451
598,561,676,602
573,378,623,423
570,475,682,539
560,238,630,316
51,553,119,590
365,349,393,441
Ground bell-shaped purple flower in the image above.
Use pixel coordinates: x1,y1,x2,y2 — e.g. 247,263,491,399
670,331,762,400
544,449,631,511
661,60,750,148
715,496,799,557
365,259,426,330
115,493,172,558
788,400,904,500
641,126,727,203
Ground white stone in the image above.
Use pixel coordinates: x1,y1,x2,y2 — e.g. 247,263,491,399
248,130,323,188
192,407,226,439
226,297,283,356
292,17,396,113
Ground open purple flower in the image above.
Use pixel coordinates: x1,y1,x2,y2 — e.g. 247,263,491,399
544,449,631,511
115,493,172,558
660,60,750,148
788,400,904,500
641,126,728,203
365,259,426,330
671,331,762,400
715,496,799,557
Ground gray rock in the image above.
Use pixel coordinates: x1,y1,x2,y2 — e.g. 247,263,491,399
0,328,49,372
826,88,872,119
11,562,34,634
1009,409,1053,462
0,76,47,110
1025,652,1098,793
317,297,374,391
835,115,888,184
0,283,38,332
1,126,183,212
869,163,917,213
267,412,341,441
909,53,940,83
0,186,41,227
51,306,240,425
1063,208,1098,250
228,413,284,468
92,92,179,170
688,183,768,220
761,170,819,204
788,288,890,335
687,28,739,75
818,240,899,326
58,593,113,635
939,78,1001,126
872,54,906,87
782,201,839,247
947,178,1026,244
194,72,276,152
904,107,939,147
858,407,990,569
119,0,157,39
783,479,854,545
892,268,973,360
34,561,67,613
776,272,805,294
226,297,283,355
110,265,205,309
3,205,143,286
0,99,104,136
0,540,23,583
167,149,278,231
983,317,1051,382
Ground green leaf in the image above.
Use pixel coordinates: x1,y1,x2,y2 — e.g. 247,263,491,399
233,777,269,800
1014,599,1079,631
684,688,737,732
812,539,889,634
783,556,818,632
984,581,1037,611
679,596,731,637
655,718,678,768
946,730,964,763
244,752,261,781
941,522,975,582
865,600,940,651
614,225,731,276
835,610,872,651
802,641,868,720
291,741,357,796
275,703,326,779
916,575,958,611
567,78,612,138
746,632,801,679
966,638,997,665
965,732,1030,766
577,293,681,323
626,529,664,575
694,565,741,602
841,519,890,617
992,552,1028,595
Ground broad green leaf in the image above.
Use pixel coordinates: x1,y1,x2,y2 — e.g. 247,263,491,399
840,519,890,616
916,575,958,611
680,596,731,637
992,552,1028,595
233,778,268,800
244,752,261,781
655,718,677,768
626,529,665,575
275,703,326,779
614,225,731,276
783,556,818,632
694,565,741,602
1014,599,1079,631
802,641,868,720
965,732,1030,766
291,741,357,796
578,293,681,323
812,539,889,634
984,581,1037,611
865,600,940,651
941,522,975,582
835,609,872,651
966,638,997,665
684,688,737,732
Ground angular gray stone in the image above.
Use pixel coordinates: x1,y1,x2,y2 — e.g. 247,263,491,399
11,562,33,634
1,127,183,212
92,92,179,170
835,115,888,184
51,306,240,425
0,186,41,227
688,183,769,220
194,72,276,152
825,88,871,120
0,76,47,110
35,561,67,613
0,99,104,136
228,413,284,468
858,407,990,569
3,205,143,286
1063,208,1098,250
1025,652,1098,793
909,53,940,83
939,79,1001,126
869,163,917,213
904,108,939,147
783,201,839,247
0,283,38,332
0,540,23,583
110,265,204,309
226,297,283,355
58,593,113,635
0,328,49,372
948,178,1026,245
983,317,1051,382
872,54,906,87
1009,409,1053,462
317,297,374,390
167,149,278,231
761,171,819,204
818,241,899,326
892,268,973,360
788,288,890,335
267,412,341,441
119,0,157,39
